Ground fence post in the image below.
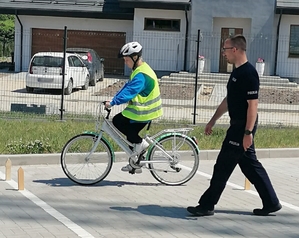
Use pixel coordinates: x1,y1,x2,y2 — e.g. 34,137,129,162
60,26,68,121
18,167,24,190
193,29,201,125
5,159,11,181
244,178,250,190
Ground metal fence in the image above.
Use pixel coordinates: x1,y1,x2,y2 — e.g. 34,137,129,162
0,29,298,127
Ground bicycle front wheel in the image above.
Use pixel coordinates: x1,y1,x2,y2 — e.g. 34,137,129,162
147,134,199,186
61,134,113,185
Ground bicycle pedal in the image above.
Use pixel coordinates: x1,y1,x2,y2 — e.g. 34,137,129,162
171,165,182,172
129,168,142,174
129,158,142,168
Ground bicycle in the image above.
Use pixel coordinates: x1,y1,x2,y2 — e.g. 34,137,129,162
61,102,200,186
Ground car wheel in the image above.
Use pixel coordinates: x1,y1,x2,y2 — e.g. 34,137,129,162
64,80,73,95
82,76,89,90
26,86,34,93
90,74,96,86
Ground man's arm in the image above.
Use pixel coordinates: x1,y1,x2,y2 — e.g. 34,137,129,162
245,99,258,131
243,99,258,150
210,96,228,122
205,97,228,135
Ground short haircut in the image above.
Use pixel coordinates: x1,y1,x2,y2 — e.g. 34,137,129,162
227,34,246,51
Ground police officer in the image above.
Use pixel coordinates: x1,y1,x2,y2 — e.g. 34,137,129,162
187,35,281,216
105,42,163,173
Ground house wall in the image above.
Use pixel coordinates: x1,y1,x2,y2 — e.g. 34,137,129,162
133,8,186,73
12,1,294,77
14,15,133,71
189,0,277,74
277,14,299,78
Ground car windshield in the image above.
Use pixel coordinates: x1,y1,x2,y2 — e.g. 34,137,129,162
32,56,63,67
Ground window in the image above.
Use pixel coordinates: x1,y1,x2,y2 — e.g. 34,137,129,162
32,56,62,67
68,57,74,67
70,56,84,67
289,25,299,57
144,18,180,32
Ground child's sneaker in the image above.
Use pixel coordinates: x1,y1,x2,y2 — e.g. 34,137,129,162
134,139,149,154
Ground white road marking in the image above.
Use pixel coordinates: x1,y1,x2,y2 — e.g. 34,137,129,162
0,171,98,238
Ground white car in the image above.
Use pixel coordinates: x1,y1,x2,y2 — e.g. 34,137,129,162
26,52,90,95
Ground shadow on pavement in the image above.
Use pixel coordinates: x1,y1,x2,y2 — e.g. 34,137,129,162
33,178,78,186
33,178,163,187
110,204,197,220
96,180,164,187
215,209,255,216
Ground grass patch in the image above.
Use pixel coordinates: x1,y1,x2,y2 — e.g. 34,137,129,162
0,118,298,154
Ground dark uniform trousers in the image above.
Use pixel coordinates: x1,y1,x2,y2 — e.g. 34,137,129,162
199,122,279,210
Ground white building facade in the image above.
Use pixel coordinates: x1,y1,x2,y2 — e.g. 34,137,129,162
1,0,299,79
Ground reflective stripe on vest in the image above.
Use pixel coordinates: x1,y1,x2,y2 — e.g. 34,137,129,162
122,62,163,121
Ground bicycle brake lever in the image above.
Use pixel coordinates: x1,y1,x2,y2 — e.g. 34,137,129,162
105,108,111,119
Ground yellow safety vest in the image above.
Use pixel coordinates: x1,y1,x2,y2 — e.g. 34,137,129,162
122,62,163,121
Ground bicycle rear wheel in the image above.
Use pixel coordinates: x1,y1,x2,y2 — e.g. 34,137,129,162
147,134,199,186
61,134,113,185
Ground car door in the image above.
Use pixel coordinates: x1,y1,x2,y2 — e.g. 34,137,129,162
67,56,79,87
69,55,86,87
76,56,89,86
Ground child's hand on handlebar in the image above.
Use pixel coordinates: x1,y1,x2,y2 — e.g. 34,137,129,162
104,101,112,109
102,101,112,119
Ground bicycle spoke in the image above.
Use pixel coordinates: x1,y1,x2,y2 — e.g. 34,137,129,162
61,134,113,185
148,134,199,185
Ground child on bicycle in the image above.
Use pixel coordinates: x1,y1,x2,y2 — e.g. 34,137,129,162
105,41,163,173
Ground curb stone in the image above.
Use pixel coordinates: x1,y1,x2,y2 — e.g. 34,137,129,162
1,148,298,166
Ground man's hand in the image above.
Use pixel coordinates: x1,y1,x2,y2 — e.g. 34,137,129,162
104,101,112,109
205,120,216,135
243,134,253,151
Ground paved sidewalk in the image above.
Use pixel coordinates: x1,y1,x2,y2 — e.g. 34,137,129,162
0,157,299,237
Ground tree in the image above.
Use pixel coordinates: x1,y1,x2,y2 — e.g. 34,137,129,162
0,14,14,57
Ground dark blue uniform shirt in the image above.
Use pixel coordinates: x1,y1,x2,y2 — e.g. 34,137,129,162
227,62,259,121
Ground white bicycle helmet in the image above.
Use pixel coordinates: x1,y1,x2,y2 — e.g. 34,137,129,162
118,41,142,58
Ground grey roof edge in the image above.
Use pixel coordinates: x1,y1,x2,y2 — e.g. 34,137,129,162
276,0,299,8
0,1,134,20
118,0,191,10
0,9,134,20
276,0,299,15
275,7,299,15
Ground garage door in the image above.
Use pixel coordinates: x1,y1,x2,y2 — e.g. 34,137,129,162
32,28,126,74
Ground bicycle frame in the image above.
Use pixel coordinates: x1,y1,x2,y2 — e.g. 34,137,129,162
88,104,196,165
99,118,136,158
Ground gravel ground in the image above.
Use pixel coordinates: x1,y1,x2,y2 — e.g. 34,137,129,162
0,70,298,104
94,81,299,105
